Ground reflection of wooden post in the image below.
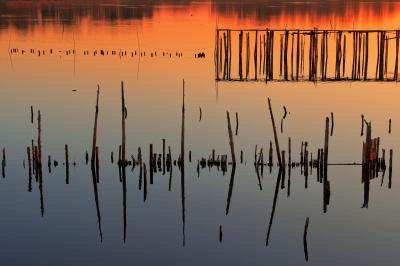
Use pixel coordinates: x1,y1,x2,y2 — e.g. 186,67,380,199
226,111,236,165
389,149,393,188
65,144,69,184
162,139,166,174
303,217,309,262
27,147,32,191
96,146,100,183
143,163,147,202
219,225,223,243
149,144,153,184
37,110,42,178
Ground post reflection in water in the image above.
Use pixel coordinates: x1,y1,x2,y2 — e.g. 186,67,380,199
266,168,282,246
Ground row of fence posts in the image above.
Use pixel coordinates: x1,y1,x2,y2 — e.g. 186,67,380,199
216,29,400,82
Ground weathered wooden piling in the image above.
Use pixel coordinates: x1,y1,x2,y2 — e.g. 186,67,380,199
216,28,400,82
288,138,291,168
226,111,236,165
235,112,239,136
267,98,282,168
361,114,365,136
254,31,258,80
389,119,392,134
323,117,330,175
121,81,126,166
30,105,34,124
91,86,100,173
239,30,243,80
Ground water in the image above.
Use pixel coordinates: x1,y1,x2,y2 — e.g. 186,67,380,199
0,1,399,265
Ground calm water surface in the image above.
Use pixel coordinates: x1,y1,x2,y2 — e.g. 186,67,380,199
0,1,400,265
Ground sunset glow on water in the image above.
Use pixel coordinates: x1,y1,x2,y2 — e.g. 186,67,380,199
0,1,400,265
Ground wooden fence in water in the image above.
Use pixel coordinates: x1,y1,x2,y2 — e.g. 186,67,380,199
215,29,400,82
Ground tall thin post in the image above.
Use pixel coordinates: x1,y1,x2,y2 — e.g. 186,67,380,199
267,98,282,168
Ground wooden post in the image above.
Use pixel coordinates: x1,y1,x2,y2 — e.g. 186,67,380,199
361,114,365,136
323,117,330,176
288,138,291,168
91,86,100,171
395,30,399,81
235,112,239,136
267,98,282,168
30,105,34,124
255,31,258,80
226,111,236,165
239,30,243,80
121,81,126,165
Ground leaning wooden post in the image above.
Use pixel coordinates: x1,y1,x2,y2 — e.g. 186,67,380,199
267,98,282,168
226,111,236,165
